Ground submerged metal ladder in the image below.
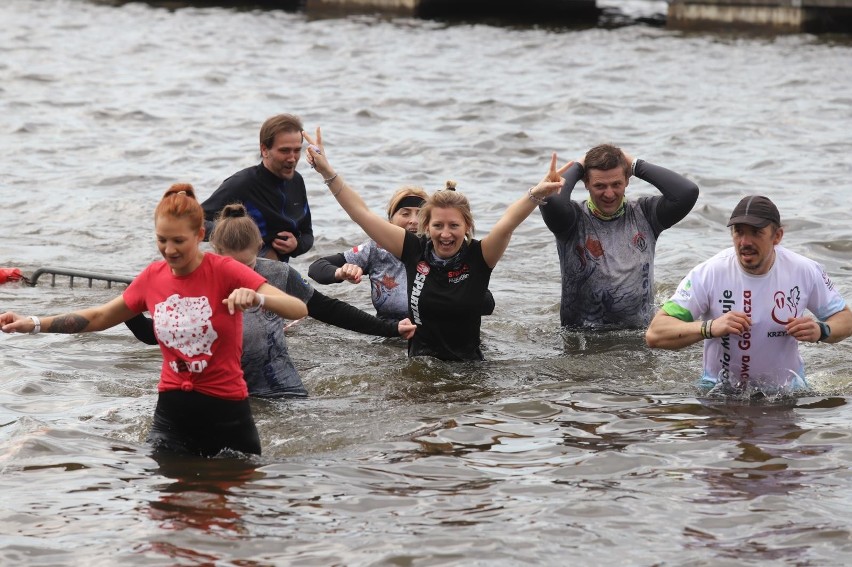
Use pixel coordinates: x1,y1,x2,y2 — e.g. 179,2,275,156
29,267,134,288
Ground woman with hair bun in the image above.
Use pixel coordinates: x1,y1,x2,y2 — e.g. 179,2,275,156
0,184,308,457
128,202,416,398
305,130,571,361
309,184,496,323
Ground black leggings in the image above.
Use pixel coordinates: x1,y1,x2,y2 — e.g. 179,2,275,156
147,390,261,457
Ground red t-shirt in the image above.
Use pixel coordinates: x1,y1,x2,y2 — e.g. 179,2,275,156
123,253,266,400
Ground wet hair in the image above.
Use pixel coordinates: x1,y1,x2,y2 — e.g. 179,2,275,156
386,185,429,220
154,183,204,232
209,203,262,253
418,181,475,240
259,113,304,150
583,144,630,182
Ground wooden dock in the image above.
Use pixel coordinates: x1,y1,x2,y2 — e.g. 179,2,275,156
667,0,852,33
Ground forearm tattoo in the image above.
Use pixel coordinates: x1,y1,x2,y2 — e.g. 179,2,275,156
47,314,90,333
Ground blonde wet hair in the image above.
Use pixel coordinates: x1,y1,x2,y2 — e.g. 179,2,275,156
418,180,475,241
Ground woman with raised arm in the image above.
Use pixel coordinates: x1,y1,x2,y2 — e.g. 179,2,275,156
304,129,570,361
308,184,495,322
1,184,308,457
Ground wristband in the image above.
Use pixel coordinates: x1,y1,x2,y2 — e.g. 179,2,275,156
817,321,831,342
29,316,41,334
256,294,266,310
527,187,547,206
630,158,639,177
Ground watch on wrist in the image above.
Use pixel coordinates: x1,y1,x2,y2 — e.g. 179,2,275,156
817,321,831,342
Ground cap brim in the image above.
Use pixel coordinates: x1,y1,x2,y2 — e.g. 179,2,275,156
727,215,772,228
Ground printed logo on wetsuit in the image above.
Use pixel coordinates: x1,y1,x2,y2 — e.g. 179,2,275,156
447,264,470,284
410,262,430,325
632,232,648,253
771,287,801,325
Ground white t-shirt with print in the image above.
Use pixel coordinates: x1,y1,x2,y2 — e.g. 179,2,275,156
664,245,846,388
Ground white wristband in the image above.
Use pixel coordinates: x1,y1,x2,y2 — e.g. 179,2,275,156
630,158,639,177
29,316,41,334
256,293,266,310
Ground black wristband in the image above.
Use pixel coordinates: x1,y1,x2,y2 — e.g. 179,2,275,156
817,321,831,342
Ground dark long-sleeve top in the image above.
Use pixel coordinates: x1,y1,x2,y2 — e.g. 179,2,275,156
125,287,399,347
539,160,699,329
309,249,497,320
201,163,314,261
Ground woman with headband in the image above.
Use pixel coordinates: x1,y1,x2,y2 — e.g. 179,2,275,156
0,184,308,457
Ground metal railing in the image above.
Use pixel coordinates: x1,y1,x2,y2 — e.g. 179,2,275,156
29,267,134,288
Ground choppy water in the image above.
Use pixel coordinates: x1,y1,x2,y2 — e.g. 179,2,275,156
1,0,851,564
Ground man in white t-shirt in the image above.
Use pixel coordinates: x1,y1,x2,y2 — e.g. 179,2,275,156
645,195,852,393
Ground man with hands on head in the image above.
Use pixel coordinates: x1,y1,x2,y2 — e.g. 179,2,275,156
645,195,852,393
540,144,699,330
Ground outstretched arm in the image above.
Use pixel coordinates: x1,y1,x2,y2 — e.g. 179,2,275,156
307,291,413,338
303,128,406,259
223,284,308,320
1,295,137,334
481,153,572,268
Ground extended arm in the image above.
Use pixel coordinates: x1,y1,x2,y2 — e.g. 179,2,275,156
481,153,571,268
1,295,137,334
223,283,308,320
304,129,406,258
307,291,399,337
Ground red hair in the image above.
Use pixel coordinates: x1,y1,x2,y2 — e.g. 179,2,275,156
154,183,204,232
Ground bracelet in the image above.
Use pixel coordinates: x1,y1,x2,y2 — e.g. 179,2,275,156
700,320,708,339
707,318,713,339
527,187,547,206
256,294,266,310
29,315,41,334
323,173,338,186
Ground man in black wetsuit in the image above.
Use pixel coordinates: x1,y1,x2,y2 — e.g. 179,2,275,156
540,144,699,330
201,114,313,263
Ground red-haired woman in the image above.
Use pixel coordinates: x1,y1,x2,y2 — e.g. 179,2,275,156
0,184,307,457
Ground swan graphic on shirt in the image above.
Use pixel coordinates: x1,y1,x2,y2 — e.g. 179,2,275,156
771,287,801,325
154,294,218,357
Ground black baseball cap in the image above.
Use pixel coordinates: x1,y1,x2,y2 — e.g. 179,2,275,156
727,195,781,228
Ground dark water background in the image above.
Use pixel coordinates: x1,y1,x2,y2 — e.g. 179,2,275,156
1,0,851,564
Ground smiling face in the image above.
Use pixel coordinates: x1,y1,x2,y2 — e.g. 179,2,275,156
427,206,468,258
585,166,628,216
156,215,205,276
261,130,303,180
731,223,783,275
